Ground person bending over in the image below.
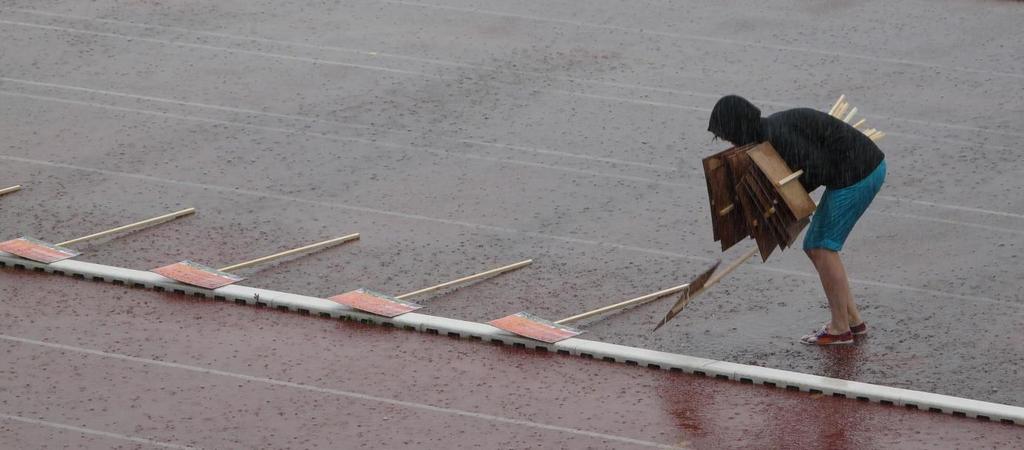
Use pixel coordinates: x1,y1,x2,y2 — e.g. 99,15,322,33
707,95,886,346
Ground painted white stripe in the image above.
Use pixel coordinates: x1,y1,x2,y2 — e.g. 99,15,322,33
755,264,1014,306
882,131,1016,153
9,7,1024,141
0,412,196,449
0,76,670,172
381,1,1024,81
0,335,680,449
1,14,1020,152
0,90,681,187
0,19,428,77
876,211,1024,235
3,82,1021,223
556,90,711,112
877,195,1024,221
7,8,481,70
547,89,1019,154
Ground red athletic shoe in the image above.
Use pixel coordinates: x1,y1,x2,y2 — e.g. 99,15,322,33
800,326,854,345
850,322,867,336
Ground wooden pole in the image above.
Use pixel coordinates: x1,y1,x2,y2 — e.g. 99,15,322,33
651,246,760,331
777,169,804,187
834,102,850,121
57,208,196,247
0,185,21,196
842,107,858,123
218,233,360,272
396,259,532,300
828,95,846,116
693,246,759,298
555,283,691,324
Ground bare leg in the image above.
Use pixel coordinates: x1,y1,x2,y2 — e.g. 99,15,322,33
805,249,860,333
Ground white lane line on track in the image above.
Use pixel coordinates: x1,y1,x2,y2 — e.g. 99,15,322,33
558,89,1019,154
8,8,483,70
3,86,1022,233
0,90,682,187
381,0,1024,81
877,196,1024,221
0,151,1013,308
0,76,671,172
876,212,1024,236
11,8,1024,141
565,88,1019,154
0,334,681,449
757,265,1018,307
2,14,1021,149
0,412,196,449
0,19,429,78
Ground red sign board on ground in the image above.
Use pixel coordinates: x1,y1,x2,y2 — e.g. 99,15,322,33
0,237,80,263
328,289,423,318
488,312,582,344
151,260,244,290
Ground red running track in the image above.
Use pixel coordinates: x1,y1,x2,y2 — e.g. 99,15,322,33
1,270,1021,449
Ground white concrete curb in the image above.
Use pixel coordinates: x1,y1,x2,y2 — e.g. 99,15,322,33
2,252,1021,425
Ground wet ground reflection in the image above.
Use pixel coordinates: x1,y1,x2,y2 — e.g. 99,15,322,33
656,360,1021,448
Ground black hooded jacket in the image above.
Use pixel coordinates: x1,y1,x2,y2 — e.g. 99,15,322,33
708,95,885,191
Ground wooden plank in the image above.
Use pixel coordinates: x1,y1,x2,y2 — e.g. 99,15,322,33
786,217,811,247
828,95,846,116
746,143,816,220
729,157,775,262
0,185,22,196
488,312,582,343
740,175,786,255
743,176,785,245
702,155,725,242
748,167,798,248
703,145,750,251
328,289,423,318
152,260,244,290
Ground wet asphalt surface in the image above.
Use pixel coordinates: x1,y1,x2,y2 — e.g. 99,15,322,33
4,273,1024,449
0,0,1022,424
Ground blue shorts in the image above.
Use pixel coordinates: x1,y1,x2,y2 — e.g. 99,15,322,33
803,160,886,252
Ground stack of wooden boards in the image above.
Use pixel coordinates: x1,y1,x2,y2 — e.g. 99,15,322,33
829,94,885,142
702,142,815,262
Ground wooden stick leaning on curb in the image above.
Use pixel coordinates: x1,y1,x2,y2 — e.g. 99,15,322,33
328,259,532,319
217,233,360,272
487,275,707,344
151,233,360,290
0,208,197,264
0,185,22,196
395,259,533,300
554,282,694,325
58,208,197,247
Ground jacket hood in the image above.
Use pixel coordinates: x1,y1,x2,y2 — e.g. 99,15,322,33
708,95,763,145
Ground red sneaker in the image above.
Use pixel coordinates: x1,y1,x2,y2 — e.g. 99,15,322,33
800,326,854,345
850,322,867,336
